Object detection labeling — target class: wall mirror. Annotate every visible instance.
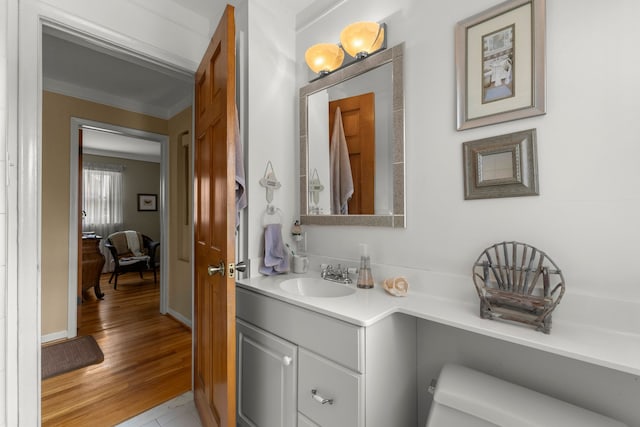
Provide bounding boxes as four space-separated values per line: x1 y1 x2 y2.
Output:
462 128 539 199
299 43 405 227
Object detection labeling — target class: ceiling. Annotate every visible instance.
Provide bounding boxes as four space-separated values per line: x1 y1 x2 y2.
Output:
42 0 319 160
42 28 193 121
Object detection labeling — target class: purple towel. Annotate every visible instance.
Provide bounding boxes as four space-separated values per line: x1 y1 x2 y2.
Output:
259 224 290 275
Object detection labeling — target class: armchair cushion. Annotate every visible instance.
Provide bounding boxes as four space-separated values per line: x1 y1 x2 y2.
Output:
108 231 147 258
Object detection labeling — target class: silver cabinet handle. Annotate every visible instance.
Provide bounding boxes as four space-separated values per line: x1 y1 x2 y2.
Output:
311 389 333 405
282 356 292 366
208 261 225 277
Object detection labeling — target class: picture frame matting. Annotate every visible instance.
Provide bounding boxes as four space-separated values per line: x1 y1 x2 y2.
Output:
455 0 546 130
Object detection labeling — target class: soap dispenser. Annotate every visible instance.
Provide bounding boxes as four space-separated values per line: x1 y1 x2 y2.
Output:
357 243 374 289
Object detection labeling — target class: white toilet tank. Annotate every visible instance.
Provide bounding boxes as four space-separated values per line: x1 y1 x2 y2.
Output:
426 364 627 427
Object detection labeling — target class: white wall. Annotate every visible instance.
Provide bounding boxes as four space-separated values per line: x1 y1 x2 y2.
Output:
296 0 640 425
245 0 298 274
308 90 330 213
297 0 640 301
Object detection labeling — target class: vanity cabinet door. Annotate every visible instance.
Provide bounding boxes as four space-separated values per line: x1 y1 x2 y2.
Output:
237 320 297 427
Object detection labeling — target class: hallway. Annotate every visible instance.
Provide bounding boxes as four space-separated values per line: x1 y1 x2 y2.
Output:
41 273 192 426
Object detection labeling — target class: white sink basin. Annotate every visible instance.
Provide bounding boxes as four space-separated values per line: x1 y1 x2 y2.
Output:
279 278 356 298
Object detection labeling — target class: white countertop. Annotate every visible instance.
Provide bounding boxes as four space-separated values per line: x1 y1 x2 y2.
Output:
237 269 640 377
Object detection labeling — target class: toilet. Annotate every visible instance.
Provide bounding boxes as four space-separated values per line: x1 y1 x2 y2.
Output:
426 364 627 427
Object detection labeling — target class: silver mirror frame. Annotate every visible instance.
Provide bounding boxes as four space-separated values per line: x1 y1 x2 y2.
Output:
462 128 539 200
299 43 405 227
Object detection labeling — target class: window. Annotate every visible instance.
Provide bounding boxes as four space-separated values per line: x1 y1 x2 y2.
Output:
82 163 124 233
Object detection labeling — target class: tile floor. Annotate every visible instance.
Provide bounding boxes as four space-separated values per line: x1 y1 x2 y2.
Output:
115 391 202 427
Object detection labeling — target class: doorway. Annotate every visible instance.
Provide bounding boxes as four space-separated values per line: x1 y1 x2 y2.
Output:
38 20 195 425
67 119 170 336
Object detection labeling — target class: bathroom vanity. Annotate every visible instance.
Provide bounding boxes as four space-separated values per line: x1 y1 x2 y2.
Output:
236 266 640 427
236 285 416 427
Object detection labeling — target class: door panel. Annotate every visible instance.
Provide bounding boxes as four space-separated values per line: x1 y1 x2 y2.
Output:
194 5 237 427
329 93 375 214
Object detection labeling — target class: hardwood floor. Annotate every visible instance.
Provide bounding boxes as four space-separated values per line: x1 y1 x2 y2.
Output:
41 272 192 426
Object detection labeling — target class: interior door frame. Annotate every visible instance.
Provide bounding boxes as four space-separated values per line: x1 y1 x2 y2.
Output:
67 118 170 337
10 5 199 422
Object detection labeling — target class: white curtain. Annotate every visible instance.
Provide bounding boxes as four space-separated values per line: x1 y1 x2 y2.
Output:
82 163 124 272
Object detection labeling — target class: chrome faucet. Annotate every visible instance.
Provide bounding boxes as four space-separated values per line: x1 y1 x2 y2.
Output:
320 264 356 285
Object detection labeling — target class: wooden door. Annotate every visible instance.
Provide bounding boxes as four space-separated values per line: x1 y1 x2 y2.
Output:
329 93 375 214
194 5 237 427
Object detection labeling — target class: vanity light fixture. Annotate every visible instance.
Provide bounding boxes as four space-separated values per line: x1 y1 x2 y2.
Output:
340 21 385 59
304 43 345 76
304 21 387 79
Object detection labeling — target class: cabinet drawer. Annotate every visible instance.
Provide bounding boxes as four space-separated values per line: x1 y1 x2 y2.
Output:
298 348 363 427
298 412 320 427
237 287 364 371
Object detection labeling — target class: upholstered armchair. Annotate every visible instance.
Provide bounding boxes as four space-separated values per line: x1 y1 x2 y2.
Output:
105 231 160 289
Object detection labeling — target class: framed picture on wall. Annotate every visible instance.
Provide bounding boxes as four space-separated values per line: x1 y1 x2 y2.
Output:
455 0 546 130
137 193 157 211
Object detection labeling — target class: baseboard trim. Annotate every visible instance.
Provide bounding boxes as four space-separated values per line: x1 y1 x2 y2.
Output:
41 330 69 344
167 308 192 329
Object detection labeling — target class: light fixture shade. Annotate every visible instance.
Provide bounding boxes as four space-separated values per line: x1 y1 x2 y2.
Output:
305 43 345 75
340 21 385 59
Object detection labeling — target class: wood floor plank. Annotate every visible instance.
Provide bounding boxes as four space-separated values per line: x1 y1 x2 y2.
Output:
41 273 192 426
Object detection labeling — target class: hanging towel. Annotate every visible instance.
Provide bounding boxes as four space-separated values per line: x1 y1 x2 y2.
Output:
124 230 143 256
234 105 247 229
329 107 354 214
259 223 290 275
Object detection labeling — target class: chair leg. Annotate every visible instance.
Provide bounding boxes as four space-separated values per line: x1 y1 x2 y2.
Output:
108 271 115 284
113 274 118 290
154 268 157 284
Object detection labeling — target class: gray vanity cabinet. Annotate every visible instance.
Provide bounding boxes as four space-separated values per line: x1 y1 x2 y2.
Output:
236 286 417 427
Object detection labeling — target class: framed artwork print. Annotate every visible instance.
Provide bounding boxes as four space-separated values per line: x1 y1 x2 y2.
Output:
455 0 546 130
137 193 157 211
463 129 538 199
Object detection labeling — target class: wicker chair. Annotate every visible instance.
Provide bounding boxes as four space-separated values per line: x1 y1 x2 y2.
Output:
105 231 160 289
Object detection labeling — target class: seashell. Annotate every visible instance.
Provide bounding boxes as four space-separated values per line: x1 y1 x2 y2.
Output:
383 276 409 297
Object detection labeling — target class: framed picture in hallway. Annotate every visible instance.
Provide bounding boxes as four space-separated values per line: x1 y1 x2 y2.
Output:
455 0 546 130
137 193 157 211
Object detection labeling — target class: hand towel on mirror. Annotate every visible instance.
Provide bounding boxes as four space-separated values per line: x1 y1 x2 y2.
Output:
329 106 354 214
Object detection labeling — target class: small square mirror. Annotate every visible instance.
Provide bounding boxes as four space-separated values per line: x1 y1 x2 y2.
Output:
463 129 538 199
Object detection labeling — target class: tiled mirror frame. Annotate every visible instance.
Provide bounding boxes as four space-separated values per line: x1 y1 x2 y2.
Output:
299 43 405 228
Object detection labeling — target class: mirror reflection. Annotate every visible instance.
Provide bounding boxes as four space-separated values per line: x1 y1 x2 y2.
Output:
478 151 515 183
307 63 392 215
300 43 405 227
